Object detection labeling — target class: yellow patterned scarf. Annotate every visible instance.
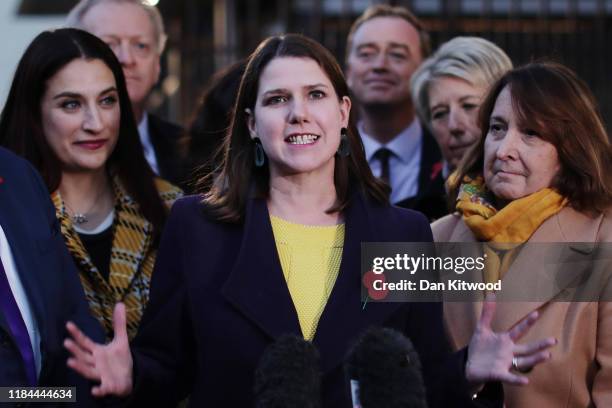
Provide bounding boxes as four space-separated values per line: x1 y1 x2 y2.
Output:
456 175 567 282
52 176 182 340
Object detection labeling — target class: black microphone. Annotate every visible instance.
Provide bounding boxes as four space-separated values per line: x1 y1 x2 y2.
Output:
254 334 322 408
345 327 428 408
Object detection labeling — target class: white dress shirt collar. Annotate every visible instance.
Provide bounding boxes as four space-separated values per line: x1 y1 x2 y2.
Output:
360 118 422 164
358 118 423 203
137 112 160 175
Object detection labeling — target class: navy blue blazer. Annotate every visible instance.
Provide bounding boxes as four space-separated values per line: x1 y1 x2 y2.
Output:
0 147 103 406
130 192 484 407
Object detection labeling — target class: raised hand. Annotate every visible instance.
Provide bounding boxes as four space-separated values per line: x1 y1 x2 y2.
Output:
64 303 133 397
465 294 557 386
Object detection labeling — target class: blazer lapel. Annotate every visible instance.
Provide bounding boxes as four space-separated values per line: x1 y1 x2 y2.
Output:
491 207 604 332
53 178 155 301
313 194 403 373
107 179 153 299
448 216 476 242
221 198 302 340
0 177 47 364
442 223 482 348
441 208 604 341
222 195 405 372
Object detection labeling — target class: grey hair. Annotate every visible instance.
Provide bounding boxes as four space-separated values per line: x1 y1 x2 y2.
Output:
410 36 512 126
66 0 167 53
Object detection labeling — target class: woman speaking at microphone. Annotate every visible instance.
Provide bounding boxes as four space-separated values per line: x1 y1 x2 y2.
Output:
64 34 554 407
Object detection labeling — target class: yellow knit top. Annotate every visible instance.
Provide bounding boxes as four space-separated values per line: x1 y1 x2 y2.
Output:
270 215 345 341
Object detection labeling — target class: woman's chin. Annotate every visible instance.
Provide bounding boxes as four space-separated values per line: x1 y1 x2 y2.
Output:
489 185 528 204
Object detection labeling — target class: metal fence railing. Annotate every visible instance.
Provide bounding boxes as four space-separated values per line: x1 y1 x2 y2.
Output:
163 0 612 129
19 0 612 128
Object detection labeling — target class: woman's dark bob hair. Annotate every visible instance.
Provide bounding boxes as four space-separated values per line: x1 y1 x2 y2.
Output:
204 33 389 222
0 28 168 237
450 61 612 213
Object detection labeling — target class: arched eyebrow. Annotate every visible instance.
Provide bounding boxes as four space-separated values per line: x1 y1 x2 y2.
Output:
430 94 481 112
52 86 117 100
98 86 118 96
261 83 329 96
489 115 508 125
430 102 448 112
458 95 480 102
304 83 329 90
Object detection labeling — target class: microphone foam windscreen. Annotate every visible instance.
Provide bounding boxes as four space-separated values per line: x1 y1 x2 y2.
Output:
254 334 322 408
345 327 427 408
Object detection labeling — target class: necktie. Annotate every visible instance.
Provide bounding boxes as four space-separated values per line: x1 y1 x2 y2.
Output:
0 250 37 386
374 147 392 185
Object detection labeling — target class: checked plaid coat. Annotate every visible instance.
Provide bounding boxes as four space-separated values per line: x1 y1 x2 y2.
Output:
51 176 182 340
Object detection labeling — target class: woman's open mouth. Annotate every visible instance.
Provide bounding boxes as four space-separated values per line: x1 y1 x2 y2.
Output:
285 134 320 145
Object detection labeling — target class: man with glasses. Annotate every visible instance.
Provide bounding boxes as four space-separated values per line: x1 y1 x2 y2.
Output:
67 0 186 188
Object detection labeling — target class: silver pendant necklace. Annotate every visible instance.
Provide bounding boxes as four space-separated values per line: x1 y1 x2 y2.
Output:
71 212 88 225
63 186 109 225
64 202 92 225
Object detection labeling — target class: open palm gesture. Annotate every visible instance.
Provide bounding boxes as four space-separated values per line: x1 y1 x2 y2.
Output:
64 303 133 397
465 294 557 386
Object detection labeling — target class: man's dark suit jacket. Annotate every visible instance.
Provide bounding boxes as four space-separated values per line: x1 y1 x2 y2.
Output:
128 191 497 407
0 147 103 405
148 114 187 190
395 128 448 220
409 169 449 222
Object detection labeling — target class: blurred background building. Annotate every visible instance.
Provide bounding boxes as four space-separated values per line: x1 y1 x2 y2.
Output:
5 0 612 127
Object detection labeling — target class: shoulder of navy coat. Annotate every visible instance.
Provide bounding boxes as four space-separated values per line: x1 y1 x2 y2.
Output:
0 147 104 406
